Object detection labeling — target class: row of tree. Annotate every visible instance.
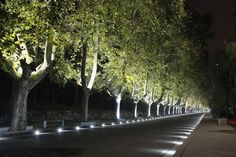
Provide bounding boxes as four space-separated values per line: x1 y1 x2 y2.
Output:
0 0 210 131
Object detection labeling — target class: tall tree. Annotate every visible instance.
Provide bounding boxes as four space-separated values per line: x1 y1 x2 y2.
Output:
0 0 76 131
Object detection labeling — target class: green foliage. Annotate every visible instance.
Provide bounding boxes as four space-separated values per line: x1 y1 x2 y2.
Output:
0 0 77 80
0 0 211 109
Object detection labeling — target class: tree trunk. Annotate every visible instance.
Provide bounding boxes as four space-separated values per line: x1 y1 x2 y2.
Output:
163 106 167 116
116 93 122 120
8 38 55 131
183 107 186 114
81 87 91 122
178 108 181 114
134 102 138 118
172 106 175 115
170 106 173 115
147 103 152 117
175 106 178 114
9 79 30 131
168 106 171 115
156 104 160 116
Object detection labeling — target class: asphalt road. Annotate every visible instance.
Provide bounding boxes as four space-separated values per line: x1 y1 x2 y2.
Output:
0 113 204 157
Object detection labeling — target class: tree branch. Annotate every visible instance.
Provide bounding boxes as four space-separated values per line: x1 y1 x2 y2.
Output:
31 40 55 78
87 36 98 90
81 41 88 87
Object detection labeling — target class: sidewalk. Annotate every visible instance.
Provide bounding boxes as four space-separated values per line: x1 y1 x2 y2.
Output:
174 116 236 157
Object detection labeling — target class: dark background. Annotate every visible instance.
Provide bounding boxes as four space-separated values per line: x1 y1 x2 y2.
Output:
187 0 233 52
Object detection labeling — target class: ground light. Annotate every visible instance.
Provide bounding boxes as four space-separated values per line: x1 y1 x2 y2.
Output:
145 149 176 156
178 131 191 135
119 122 123 124
34 130 40 135
165 150 176 155
75 126 80 131
179 135 188 139
102 124 105 127
186 127 196 129
111 122 115 125
157 140 184 146
184 132 191 135
185 129 194 132
165 135 189 139
57 128 62 133
172 141 184 145
132 120 135 123
90 125 94 128
181 126 196 129
175 128 194 132
0 137 7 141
126 121 129 123
158 149 177 156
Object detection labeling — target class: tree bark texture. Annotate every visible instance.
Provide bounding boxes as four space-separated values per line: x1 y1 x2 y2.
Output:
10 58 51 131
80 38 98 121
9 38 55 131
156 104 160 116
134 102 138 118
81 42 89 122
9 79 30 131
163 106 167 116
81 87 91 121
147 103 152 117
116 93 122 120
168 106 171 115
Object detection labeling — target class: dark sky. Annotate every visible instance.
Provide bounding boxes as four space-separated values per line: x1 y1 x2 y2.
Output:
187 0 233 52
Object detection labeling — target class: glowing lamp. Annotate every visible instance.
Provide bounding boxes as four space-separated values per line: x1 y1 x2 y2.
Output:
34 130 40 135
75 126 80 131
57 128 62 133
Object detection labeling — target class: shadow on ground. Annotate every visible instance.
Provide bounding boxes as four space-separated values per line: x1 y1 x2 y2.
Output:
0 147 85 157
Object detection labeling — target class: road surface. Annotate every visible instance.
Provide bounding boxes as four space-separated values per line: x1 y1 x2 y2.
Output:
0 113 204 157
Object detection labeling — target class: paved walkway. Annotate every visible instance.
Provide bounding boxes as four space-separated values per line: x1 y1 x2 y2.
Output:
0 114 202 157
174 116 236 157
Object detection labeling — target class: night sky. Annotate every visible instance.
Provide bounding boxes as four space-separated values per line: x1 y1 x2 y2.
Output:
187 0 233 52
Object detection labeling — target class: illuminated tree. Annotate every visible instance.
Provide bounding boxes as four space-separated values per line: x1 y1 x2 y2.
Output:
0 0 77 131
